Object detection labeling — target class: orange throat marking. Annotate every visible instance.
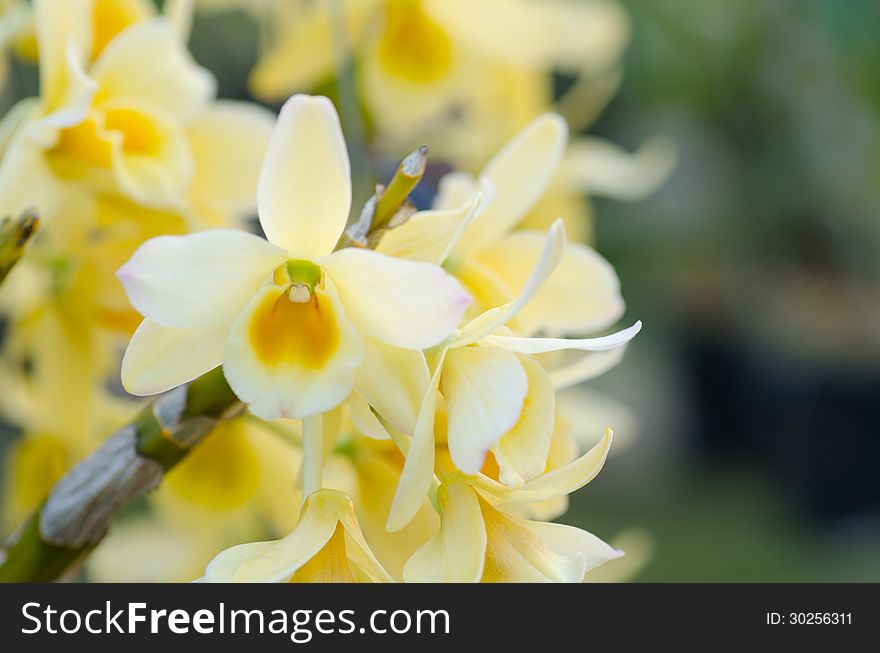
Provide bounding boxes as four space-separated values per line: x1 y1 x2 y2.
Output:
248 288 340 369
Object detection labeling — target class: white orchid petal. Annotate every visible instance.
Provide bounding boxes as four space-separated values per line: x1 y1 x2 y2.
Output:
121 319 228 396
376 194 481 265
483 321 642 354
322 248 470 350
117 229 287 329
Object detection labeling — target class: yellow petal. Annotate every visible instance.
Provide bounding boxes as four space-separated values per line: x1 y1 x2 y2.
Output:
204 490 391 583
34 0 92 116
223 278 363 420
455 113 567 255
348 392 391 441
257 95 350 257
387 349 446 532
559 135 677 201
354 337 429 435
91 18 215 121
376 194 481 265
476 230 625 334
187 100 275 226
479 494 581 582
322 248 470 350
404 476 486 582
491 356 556 487
441 346 528 474
454 220 566 347
475 428 613 503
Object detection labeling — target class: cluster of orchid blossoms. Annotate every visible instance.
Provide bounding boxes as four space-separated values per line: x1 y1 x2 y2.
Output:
116 94 641 583
0 0 668 582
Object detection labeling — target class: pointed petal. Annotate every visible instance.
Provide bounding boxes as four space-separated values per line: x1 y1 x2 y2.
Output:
442 347 528 475
117 229 287 328
121 319 227 396
223 279 363 420
483 321 642 354
524 521 623 574
403 477 486 582
322 248 470 349
376 194 481 265
456 113 567 254
474 428 613 503
454 220 565 347
354 337 430 434
480 495 586 582
477 231 625 334
205 490 350 582
387 349 446 532
257 95 351 257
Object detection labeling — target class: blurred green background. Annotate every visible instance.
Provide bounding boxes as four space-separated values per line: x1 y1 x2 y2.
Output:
570 0 880 581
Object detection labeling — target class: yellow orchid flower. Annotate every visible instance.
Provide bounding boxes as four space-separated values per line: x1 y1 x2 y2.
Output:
203 489 394 583
0 0 272 231
245 0 629 167
403 468 621 583
383 220 640 530
118 94 469 420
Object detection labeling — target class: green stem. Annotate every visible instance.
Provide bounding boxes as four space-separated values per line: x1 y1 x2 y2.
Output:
0 368 240 583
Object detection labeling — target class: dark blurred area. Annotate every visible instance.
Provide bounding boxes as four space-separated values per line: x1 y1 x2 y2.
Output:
571 0 880 580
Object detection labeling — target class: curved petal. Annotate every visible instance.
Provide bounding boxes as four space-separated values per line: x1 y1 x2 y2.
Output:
121 319 228 396
387 349 446 533
454 220 565 347
257 95 351 257
354 337 430 435
455 113 567 255
479 494 586 582
91 19 215 121
322 248 470 350
524 521 623 574
403 477 486 582
187 100 276 225
483 321 642 355
104 99 195 209
477 231 625 334
474 428 613 504
491 356 556 487
205 490 351 582
560 135 677 201
117 229 287 328
375 194 481 265
223 279 363 420
441 346 528 475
